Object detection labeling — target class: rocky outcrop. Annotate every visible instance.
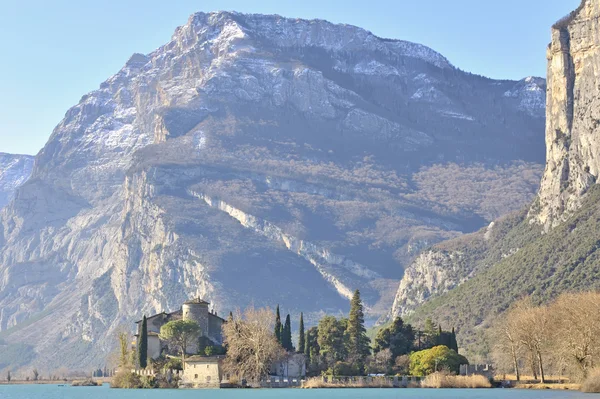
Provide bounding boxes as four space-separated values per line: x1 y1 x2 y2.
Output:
0 154 33 209
534 0 600 229
388 0 600 327
0 11 545 370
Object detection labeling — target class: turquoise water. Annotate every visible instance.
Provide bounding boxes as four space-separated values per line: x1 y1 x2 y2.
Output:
0 384 598 399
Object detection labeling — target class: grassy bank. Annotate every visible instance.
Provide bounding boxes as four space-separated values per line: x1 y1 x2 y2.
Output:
422 372 491 388
302 377 394 388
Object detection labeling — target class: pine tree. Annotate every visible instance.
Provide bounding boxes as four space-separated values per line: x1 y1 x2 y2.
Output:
347 289 370 370
228 311 233 322
137 315 148 369
282 314 293 351
275 305 282 344
298 312 305 354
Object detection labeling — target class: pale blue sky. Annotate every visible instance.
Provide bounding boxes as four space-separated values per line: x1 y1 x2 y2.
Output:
0 0 579 155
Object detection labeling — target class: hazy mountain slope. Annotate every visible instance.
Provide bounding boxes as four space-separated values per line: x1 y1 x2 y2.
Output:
391 0 600 359
0 153 33 209
0 11 544 370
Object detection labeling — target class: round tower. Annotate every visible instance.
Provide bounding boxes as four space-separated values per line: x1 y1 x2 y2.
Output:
182 298 209 338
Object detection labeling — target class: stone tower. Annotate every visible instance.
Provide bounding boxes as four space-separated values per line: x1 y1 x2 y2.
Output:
183 298 209 336
182 298 210 355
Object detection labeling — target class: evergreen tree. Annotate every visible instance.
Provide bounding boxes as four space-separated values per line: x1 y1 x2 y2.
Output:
450 327 459 352
282 314 294 351
228 311 233 322
373 316 415 358
275 305 282 344
423 318 438 349
298 312 305 354
347 290 370 369
137 315 148 369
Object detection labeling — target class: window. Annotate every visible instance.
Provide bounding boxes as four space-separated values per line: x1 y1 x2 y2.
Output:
206 376 211 382
194 374 198 379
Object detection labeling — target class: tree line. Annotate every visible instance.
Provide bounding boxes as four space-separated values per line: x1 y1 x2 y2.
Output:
129 289 465 382
490 291 600 383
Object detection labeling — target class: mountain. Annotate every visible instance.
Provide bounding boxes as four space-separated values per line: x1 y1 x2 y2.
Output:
388 0 600 359
0 153 33 209
0 11 545 370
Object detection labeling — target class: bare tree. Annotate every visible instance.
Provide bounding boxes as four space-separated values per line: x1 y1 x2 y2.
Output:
510 298 550 383
222 306 285 382
490 312 523 381
550 292 600 380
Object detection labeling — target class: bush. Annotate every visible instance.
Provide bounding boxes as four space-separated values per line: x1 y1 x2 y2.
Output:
409 346 468 376
140 375 157 389
204 345 226 356
581 369 600 393
164 358 183 370
332 361 360 376
110 371 142 389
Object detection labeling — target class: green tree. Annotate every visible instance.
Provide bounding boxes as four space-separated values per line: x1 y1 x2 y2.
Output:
282 314 294 351
409 345 469 376
317 316 348 364
6 370 10 382
159 319 201 368
137 315 148 369
373 317 415 359
423 318 439 349
274 305 283 344
450 327 459 352
347 290 370 370
298 312 305 354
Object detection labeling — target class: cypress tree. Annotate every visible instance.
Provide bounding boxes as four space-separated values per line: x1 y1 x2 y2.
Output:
304 329 311 363
298 312 305 354
347 289 370 369
275 305 282 344
283 314 293 351
137 315 148 369
450 327 459 352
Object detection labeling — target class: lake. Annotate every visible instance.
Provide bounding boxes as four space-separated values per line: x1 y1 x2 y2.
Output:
0 385 599 399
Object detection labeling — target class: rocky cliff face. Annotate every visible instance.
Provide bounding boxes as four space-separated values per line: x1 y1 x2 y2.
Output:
0 12 545 370
0 154 33 209
389 0 600 342
534 0 600 229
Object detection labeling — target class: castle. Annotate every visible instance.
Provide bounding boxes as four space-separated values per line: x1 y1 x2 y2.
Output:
135 298 225 359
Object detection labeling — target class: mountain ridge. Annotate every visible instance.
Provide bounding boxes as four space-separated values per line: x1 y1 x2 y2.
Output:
0 11 545 371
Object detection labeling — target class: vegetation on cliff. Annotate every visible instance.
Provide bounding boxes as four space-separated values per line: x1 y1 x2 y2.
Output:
411 185 600 360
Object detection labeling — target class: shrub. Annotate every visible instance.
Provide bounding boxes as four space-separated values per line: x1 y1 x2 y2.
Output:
581 369 600 393
164 358 183 371
110 371 142 389
409 346 468 376
140 375 157 389
332 361 360 376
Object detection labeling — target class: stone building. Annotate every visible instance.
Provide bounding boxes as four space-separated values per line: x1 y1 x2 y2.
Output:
135 298 225 359
272 353 306 378
180 356 225 388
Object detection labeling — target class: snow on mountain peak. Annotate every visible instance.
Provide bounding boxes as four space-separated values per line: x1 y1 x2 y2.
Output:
179 11 452 69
